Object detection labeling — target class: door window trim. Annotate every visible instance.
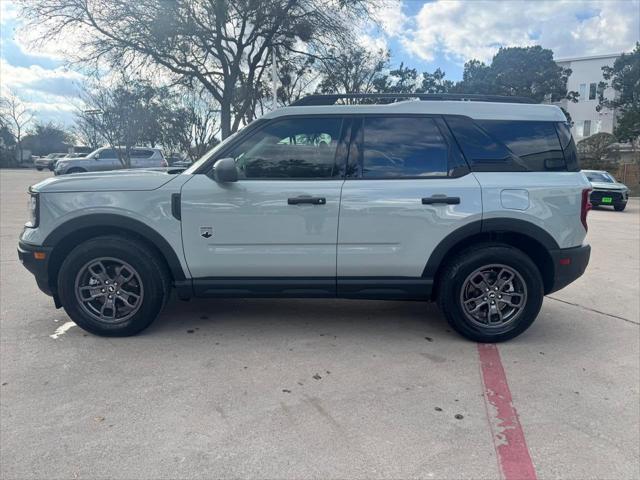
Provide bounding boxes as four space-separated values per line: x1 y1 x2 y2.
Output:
346 114 470 180
194 115 353 181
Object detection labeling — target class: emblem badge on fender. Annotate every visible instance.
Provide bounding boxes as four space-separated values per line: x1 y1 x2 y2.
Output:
200 226 213 239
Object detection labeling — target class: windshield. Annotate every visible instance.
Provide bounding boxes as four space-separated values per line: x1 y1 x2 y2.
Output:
585 172 616 183
183 120 264 174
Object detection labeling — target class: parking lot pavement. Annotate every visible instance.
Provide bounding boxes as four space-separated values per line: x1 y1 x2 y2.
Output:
1 169 638 479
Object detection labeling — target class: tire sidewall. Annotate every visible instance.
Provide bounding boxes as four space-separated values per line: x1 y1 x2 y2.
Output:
440 247 544 342
58 238 166 336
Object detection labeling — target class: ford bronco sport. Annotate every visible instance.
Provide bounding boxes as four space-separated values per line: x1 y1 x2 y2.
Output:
18 93 591 342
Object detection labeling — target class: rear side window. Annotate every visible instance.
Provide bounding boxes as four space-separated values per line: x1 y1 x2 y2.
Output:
131 149 154 158
446 116 570 172
476 120 565 171
361 117 449 178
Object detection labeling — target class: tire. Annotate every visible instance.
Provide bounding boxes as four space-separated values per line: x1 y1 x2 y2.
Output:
66 168 86 174
614 203 626 211
57 235 170 336
437 244 544 342
36 167 43 171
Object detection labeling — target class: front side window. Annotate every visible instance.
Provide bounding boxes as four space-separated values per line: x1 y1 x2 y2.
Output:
226 117 343 179
361 117 449 178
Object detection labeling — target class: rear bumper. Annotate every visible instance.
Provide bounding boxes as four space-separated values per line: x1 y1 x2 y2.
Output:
18 241 54 296
548 244 591 294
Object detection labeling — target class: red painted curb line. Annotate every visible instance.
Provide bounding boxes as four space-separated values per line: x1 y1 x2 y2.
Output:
478 343 537 480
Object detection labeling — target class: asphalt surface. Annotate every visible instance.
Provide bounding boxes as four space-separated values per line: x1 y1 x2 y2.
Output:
1 169 639 479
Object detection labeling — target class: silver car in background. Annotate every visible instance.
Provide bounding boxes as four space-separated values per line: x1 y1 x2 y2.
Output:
54 147 167 175
582 169 630 211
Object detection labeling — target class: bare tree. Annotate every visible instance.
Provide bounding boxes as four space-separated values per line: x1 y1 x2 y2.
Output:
0 92 34 163
18 0 375 138
317 46 390 97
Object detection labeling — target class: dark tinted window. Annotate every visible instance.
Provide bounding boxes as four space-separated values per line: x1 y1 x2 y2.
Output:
555 122 580 171
131 149 154 158
227 117 342 179
362 117 449 178
476 120 565 171
98 149 116 158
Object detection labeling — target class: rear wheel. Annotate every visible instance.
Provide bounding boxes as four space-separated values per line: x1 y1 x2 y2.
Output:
57 236 170 336
36 167 43 171
437 244 543 342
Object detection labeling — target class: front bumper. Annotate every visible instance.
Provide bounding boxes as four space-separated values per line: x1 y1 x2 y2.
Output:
590 189 628 205
548 244 591 294
18 240 54 296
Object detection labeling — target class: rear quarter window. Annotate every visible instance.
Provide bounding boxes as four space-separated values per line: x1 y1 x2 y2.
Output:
446 117 570 172
475 120 565 171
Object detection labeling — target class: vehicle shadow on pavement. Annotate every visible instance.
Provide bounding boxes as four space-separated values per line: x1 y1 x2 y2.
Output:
146 295 459 343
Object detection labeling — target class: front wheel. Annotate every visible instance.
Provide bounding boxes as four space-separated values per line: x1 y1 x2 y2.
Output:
614 203 626 211
437 245 544 342
57 236 170 336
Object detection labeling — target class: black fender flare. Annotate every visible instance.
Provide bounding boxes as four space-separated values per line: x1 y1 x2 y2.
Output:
44 214 187 281
422 218 559 278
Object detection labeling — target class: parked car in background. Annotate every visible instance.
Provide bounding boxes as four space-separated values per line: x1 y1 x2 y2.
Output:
34 153 67 171
69 146 94 157
54 147 167 175
582 169 629 211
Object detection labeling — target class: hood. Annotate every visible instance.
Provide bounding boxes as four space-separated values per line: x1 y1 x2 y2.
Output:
589 181 627 191
32 169 181 193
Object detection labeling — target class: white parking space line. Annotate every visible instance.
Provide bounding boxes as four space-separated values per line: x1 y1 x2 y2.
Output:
49 321 76 339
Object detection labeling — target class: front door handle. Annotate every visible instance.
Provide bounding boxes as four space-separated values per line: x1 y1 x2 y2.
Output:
422 195 461 205
288 196 327 205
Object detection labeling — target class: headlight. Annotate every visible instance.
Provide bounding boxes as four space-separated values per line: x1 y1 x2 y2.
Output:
55 161 67 169
26 191 39 228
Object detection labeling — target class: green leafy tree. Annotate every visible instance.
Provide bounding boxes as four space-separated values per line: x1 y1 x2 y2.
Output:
21 122 72 156
417 68 453 94
454 46 575 103
598 43 640 147
576 132 619 169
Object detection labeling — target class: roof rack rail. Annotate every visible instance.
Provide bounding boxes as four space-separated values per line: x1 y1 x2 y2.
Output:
290 93 536 106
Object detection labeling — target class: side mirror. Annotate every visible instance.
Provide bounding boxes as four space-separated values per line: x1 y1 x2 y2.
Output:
210 157 238 183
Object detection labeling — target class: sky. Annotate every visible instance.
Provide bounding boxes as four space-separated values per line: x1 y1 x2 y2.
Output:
1 0 639 127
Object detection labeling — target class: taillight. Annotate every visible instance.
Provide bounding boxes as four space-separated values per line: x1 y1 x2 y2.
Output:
581 188 592 232
162 159 168 167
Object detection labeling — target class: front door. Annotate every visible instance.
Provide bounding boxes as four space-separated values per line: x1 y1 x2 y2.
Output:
337 115 482 298
180 116 348 296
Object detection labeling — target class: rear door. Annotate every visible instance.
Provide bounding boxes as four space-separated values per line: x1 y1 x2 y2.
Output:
180 116 349 296
337 115 482 298
130 149 157 168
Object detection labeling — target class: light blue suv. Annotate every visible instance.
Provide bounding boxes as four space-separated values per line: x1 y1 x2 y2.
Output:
19 94 591 342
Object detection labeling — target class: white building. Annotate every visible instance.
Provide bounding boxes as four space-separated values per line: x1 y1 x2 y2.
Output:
555 53 620 140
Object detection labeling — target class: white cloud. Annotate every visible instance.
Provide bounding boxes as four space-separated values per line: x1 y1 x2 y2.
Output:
400 0 639 64
371 0 409 37
1 60 84 125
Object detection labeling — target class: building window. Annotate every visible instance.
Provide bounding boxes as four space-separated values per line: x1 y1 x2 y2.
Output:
583 120 591 137
579 83 587 100
589 83 597 100
575 121 584 138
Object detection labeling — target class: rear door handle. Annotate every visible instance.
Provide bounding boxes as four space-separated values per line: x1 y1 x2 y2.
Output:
422 195 461 205
288 196 327 205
